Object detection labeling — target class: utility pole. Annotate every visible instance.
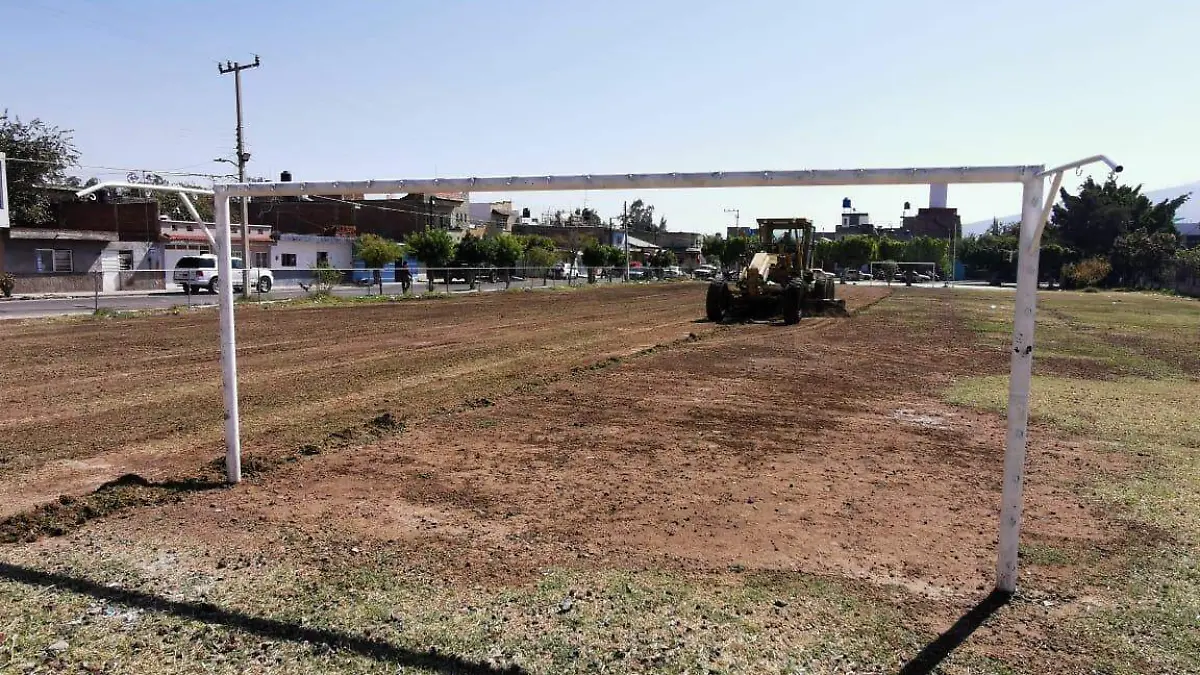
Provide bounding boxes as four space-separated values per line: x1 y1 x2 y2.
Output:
623 200 630 282
218 55 261 297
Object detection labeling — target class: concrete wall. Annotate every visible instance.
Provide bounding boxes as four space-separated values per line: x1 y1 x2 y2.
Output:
270 235 355 286
2 239 165 294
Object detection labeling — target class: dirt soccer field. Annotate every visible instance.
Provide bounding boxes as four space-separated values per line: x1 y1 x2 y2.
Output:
1 283 1197 674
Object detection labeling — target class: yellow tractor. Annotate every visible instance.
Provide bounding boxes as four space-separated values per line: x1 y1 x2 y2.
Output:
705 217 847 324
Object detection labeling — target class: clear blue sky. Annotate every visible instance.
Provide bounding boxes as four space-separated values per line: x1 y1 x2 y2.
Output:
3 0 1196 233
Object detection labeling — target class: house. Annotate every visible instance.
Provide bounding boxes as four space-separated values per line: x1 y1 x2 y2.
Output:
249 192 463 242
1179 222 1199 248
160 219 273 269
268 232 356 286
902 207 961 239
835 211 875 238
468 200 517 236
1 200 165 293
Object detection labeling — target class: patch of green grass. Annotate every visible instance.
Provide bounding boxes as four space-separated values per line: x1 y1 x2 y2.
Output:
944 375 1200 449
953 289 1198 377
1018 543 1077 567
943 288 1200 672
0 548 930 674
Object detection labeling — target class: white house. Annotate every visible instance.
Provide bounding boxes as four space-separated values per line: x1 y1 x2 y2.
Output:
270 233 355 286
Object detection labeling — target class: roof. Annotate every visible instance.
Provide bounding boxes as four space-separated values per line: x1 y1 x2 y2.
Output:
626 234 659 249
163 230 272 244
9 228 117 242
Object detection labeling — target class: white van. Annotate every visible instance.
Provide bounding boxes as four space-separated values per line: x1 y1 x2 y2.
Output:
173 254 273 294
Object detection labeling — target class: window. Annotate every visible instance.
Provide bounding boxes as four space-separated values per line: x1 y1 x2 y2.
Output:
118 250 134 271
35 248 73 273
316 251 329 266
280 254 297 267
253 252 270 268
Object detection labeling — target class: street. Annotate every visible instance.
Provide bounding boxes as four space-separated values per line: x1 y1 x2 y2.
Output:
0 276 617 320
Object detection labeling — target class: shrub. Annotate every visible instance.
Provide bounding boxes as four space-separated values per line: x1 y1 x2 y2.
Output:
310 261 341 297
1063 256 1112 288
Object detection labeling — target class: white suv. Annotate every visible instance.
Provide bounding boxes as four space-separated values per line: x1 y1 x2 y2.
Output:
174 254 273 294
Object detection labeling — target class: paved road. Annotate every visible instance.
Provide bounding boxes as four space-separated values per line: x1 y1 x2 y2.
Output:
0 277 609 320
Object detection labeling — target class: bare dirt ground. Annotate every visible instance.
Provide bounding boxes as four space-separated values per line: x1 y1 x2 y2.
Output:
0 283 1169 673
138 287 1120 597
0 285 768 518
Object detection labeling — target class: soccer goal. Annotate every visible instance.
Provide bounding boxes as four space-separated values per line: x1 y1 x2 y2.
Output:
869 261 941 284
80 155 1121 595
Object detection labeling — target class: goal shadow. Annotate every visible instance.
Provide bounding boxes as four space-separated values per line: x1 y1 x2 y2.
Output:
0 562 523 675
897 589 1011 674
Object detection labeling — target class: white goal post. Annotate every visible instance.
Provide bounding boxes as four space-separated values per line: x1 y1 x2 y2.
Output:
868 260 940 282
84 155 1120 595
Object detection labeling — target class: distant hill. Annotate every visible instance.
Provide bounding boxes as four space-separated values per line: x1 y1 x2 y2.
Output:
964 181 1200 235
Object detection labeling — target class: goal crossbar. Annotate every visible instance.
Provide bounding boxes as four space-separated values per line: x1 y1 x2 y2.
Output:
200 156 1122 596
218 165 1043 199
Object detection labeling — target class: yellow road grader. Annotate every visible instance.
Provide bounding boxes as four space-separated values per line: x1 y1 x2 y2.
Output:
705 218 847 324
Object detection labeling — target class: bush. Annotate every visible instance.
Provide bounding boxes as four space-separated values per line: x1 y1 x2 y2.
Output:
0 272 14 298
1063 257 1112 288
1174 248 1200 278
310 261 341 297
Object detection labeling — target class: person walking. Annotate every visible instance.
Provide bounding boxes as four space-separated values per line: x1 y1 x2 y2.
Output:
398 260 413 294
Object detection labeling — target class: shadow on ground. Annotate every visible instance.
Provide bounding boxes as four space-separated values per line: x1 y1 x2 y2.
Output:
0 562 522 674
0 473 229 544
897 590 1011 674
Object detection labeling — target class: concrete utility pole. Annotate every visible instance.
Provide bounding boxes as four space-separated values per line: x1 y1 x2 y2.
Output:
218 55 261 297
623 200 630 281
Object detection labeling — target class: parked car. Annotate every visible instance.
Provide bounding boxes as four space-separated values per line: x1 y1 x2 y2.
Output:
174 254 273 294
843 270 872 281
693 265 718 280
662 266 684 279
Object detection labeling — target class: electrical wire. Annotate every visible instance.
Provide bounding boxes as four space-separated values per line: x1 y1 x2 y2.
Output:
4 157 226 179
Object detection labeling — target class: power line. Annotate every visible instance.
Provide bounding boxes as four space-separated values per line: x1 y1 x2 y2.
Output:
4 157 226 179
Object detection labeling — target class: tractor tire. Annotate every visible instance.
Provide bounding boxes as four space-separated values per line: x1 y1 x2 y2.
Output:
705 283 729 322
781 285 801 325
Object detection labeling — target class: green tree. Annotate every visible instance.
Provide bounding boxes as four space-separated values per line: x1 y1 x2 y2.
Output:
520 234 557 254
1 111 79 225
959 232 1017 283
454 233 495 289
405 229 456 290
580 238 607 284
813 239 836 270
701 235 725 270
722 236 755 270
621 199 658 232
1050 176 1188 258
877 236 908 262
1111 228 1179 287
489 233 525 287
647 248 677 279
353 233 405 295
1038 243 1074 288
604 244 627 269
903 235 950 275
838 235 878 272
